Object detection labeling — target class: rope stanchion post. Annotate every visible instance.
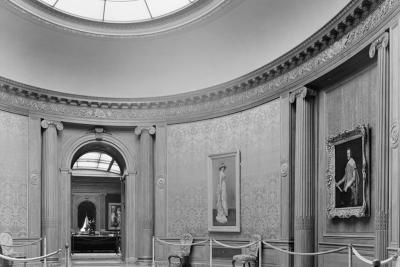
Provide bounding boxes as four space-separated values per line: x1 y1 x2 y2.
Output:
348 245 352 267
262 240 347 256
372 259 381 267
152 236 155 267
209 238 212 267
258 240 262 267
43 236 47 267
155 237 209 246
65 243 69 267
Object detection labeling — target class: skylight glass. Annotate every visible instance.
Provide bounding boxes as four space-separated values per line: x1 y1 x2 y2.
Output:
73 152 121 174
37 0 197 23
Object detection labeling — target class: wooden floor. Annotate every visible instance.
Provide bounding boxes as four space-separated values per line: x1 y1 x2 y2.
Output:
71 253 123 266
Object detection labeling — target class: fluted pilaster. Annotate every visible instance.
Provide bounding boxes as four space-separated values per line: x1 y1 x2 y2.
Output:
290 87 316 267
41 120 63 261
370 32 390 260
134 126 156 261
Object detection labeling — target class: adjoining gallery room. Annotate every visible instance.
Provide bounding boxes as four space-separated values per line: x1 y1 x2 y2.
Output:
0 0 400 266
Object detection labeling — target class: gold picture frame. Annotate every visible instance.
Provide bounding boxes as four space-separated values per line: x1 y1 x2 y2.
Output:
326 125 369 219
108 202 121 230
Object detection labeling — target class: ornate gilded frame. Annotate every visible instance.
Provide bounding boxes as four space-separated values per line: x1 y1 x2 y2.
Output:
208 150 240 232
108 202 121 230
326 125 369 219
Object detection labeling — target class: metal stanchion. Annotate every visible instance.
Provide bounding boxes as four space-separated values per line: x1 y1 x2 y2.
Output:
372 259 381 267
43 236 47 267
152 236 155 267
258 240 262 267
65 243 69 267
209 238 212 267
348 245 352 267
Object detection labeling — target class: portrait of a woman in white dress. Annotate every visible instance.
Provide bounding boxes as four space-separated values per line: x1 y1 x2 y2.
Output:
208 151 240 231
216 163 228 224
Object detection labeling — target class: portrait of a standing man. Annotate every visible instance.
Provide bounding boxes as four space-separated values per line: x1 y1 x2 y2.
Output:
336 148 360 207
326 125 369 218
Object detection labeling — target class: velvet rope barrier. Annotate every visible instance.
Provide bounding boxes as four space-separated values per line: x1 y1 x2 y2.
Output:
0 238 43 247
152 236 400 267
212 238 261 267
262 241 347 256
152 237 210 267
380 254 398 265
155 237 209 246
213 239 259 249
352 247 399 266
0 249 61 262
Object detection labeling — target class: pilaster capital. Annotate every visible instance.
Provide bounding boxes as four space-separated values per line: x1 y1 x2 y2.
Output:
41 119 64 131
289 87 317 103
134 126 156 136
369 32 389 58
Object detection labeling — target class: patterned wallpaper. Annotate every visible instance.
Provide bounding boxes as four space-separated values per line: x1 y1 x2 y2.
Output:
0 110 28 238
167 100 281 239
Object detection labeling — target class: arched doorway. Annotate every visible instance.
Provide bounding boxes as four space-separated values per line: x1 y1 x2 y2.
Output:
60 133 137 264
69 143 126 259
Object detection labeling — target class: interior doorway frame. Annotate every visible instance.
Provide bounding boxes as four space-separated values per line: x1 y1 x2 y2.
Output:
60 132 137 263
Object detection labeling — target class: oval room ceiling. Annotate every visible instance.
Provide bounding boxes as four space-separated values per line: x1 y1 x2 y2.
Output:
0 0 350 98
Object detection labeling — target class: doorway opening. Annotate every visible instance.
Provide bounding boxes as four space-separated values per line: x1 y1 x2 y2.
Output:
70 143 126 260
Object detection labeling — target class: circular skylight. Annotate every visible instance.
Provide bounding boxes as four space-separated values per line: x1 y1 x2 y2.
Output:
37 0 198 23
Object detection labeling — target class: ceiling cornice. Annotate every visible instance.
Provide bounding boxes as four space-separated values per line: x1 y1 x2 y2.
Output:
0 0 398 124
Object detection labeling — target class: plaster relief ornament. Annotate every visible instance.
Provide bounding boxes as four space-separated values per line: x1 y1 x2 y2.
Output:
390 121 399 148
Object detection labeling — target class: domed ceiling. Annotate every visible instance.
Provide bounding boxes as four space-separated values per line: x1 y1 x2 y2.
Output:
0 0 350 98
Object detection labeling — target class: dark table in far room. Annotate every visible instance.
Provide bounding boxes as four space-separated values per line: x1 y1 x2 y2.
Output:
71 234 119 253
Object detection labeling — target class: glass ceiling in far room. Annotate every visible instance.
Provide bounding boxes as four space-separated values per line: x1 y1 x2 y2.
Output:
73 152 121 174
37 0 198 23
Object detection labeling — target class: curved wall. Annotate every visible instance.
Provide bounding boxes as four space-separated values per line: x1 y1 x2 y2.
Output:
0 1 400 266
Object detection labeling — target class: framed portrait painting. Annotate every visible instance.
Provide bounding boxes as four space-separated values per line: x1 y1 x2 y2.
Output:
208 150 240 232
326 125 369 218
108 203 121 230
